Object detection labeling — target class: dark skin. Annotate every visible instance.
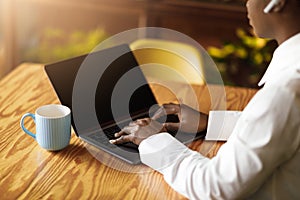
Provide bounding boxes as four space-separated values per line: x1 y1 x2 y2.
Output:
246 0 300 45
110 0 300 146
110 104 208 145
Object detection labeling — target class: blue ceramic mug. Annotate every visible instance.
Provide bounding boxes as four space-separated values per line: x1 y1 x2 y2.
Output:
20 104 71 151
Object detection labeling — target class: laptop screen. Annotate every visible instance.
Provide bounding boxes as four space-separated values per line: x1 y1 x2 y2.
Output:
94 50 158 128
44 44 158 136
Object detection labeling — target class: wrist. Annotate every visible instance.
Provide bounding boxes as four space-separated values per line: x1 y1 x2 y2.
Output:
199 113 208 131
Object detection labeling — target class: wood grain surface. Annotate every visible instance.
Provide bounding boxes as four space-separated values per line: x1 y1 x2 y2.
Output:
0 63 257 200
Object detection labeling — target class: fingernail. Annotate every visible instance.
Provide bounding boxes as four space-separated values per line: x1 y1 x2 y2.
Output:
109 140 116 144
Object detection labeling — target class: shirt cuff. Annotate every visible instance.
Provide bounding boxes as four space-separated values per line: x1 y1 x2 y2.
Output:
139 132 190 171
205 110 242 141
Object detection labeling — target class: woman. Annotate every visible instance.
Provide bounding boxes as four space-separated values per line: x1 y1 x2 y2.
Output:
111 0 300 199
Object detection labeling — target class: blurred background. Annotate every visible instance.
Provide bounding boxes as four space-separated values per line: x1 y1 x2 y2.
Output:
0 0 277 88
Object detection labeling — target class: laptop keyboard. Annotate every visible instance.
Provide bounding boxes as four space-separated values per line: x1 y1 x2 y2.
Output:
104 125 121 139
87 125 119 141
87 132 116 148
86 124 138 149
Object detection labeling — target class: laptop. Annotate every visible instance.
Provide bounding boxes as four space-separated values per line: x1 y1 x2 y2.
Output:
44 44 205 164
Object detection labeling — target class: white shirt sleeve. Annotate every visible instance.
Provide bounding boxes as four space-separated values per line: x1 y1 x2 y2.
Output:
139 86 299 199
205 110 242 141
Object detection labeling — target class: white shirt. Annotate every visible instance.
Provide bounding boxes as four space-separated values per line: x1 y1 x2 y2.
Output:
139 33 300 200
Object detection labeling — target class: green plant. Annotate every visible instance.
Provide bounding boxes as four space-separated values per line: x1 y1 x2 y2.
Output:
207 28 277 88
24 27 108 63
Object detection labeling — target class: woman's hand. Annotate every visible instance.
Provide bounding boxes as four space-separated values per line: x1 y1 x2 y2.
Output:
152 103 208 133
109 118 167 145
110 103 208 145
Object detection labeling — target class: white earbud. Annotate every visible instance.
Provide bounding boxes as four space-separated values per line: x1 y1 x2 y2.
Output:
264 0 280 13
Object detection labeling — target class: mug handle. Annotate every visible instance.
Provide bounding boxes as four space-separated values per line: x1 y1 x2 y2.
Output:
20 113 36 139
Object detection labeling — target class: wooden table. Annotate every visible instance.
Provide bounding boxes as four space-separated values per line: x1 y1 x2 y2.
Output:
0 63 257 199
